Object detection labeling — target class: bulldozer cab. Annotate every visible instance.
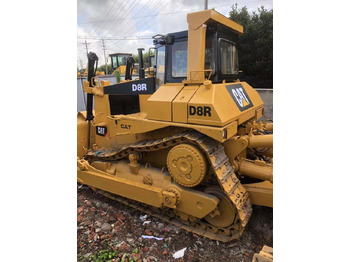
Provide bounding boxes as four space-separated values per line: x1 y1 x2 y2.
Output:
153 14 241 88
92 10 249 125
109 53 133 70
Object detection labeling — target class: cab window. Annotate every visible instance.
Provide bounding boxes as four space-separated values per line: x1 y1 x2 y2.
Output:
219 39 238 75
150 56 156 67
205 35 215 77
171 41 187 77
117 55 128 66
156 46 165 88
112 56 117 69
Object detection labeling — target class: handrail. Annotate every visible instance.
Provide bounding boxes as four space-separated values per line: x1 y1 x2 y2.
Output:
189 69 212 81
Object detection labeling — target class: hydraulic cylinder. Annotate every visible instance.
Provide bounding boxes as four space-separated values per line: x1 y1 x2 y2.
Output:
248 134 273 148
238 158 273 183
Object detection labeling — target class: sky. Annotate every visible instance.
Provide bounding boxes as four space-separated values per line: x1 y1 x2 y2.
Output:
77 0 273 69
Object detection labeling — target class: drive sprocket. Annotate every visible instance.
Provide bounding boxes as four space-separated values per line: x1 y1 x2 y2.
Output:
166 144 208 187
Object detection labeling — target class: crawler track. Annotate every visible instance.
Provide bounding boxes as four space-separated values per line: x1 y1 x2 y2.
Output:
85 131 252 242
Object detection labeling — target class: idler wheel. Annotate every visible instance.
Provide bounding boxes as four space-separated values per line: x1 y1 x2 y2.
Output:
204 187 236 228
167 144 208 187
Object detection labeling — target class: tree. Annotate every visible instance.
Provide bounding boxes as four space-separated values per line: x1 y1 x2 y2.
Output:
132 54 139 63
132 51 155 67
97 64 113 74
229 4 273 88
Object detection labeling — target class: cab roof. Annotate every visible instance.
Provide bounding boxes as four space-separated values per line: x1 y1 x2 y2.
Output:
109 53 132 57
187 9 243 35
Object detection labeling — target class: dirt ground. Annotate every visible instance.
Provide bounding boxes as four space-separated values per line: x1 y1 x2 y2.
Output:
77 184 272 262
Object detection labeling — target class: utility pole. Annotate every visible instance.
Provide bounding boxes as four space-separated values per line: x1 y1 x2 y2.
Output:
101 38 108 75
79 57 84 70
83 38 90 72
204 0 208 10
84 37 89 57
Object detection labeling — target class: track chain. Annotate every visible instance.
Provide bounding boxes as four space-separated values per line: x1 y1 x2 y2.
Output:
85 130 252 242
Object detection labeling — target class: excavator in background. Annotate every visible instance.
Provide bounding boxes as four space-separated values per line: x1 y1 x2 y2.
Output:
77 9 273 242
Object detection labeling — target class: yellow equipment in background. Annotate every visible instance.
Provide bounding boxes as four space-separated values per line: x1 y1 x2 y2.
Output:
77 64 105 77
96 71 105 76
145 47 156 78
109 53 137 75
253 246 273 262
77 9 273 242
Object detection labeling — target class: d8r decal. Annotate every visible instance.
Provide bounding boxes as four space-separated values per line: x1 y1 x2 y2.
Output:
132 83 147 92
189 106 212 117
226 84 253 111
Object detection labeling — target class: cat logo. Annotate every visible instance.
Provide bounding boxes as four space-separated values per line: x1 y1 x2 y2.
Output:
232 88 249 107
96 126 107 136
226 84 253 111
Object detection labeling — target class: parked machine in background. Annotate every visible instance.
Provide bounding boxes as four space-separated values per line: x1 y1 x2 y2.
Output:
109 53 138 75
77 9 273 242
77 63 105 77
145 47 156 78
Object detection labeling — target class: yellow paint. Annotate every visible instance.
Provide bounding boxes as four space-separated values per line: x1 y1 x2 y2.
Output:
147 84 183 121
172 85 199 123
76 9 273 240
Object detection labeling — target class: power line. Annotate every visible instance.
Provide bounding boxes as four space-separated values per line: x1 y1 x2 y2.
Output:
125 0 182 37
106 0 141 36
100 0 140 37
120 0 169 37
95 0 121 34
77 0 271 47
103 0 158 57
78 0 270 25
108 39 127 52
98 0 127 36
101 38 108 74
83 38 90 57
77 36 153 40
114 0 159 37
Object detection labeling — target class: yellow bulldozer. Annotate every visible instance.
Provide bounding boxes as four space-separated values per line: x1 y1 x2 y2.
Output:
77 9 273 242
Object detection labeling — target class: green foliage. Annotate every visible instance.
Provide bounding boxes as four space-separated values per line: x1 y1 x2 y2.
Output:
143 51 155 66
88 249 119 262
81 247 139 262
229 4 273 87
132 54 139 63
114 70 121 83
97 64 114 75
132 51 155 67
121 253 137 262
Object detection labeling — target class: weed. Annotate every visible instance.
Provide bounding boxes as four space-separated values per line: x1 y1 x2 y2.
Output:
88 249 119 262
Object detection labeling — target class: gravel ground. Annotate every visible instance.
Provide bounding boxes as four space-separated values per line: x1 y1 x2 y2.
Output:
77 184 272 262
